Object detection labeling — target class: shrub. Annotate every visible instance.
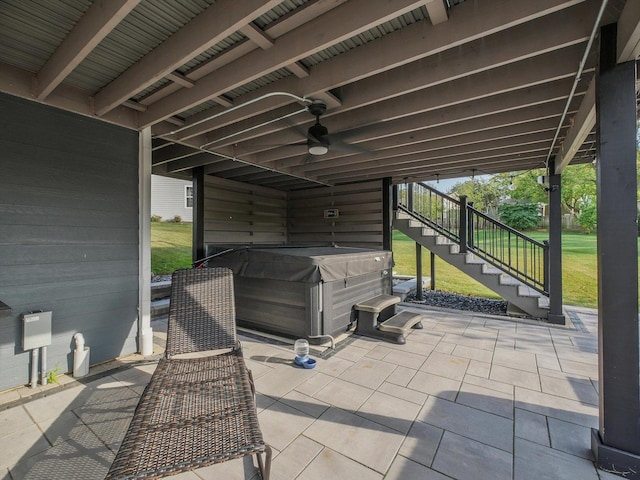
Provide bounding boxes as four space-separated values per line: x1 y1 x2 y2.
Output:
577 203 597 234
497 203 540 231
150 214 162 222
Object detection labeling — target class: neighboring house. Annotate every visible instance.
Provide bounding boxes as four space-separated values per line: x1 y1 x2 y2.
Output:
151 175 193 222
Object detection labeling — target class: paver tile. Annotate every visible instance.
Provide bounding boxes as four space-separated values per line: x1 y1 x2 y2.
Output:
9 433 115 480
385 365 417 387
420 351 469 381
456 381 514 419
452 344 494 362
493 348 538 373
418 396 513 452
463 374 514 395
304 407 404 474
356 390 421 433
432 431 512 480
257 401 315 452
339 357 397 390
548 417 593 459
406 371 461 401
298 448 382 480
313 378 373 411
490 364 541 391
398 420 443 467
514 387 598 428
514 408 550 446
466 359 491 378
255 364 317 398
386 455 450 480
0 406 33 438
0 424 51 471
378 381 428 406
540 374 599 405
513 438 598 480
270 436 323 480
280 390 330 419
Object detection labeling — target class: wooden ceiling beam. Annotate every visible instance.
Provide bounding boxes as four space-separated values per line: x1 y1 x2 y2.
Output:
36 0 140 100
94 0 281 116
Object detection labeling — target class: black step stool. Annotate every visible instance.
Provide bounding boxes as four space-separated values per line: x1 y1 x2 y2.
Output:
354 294 423 344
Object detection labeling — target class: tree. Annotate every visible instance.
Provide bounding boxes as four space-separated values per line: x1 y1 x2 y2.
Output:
497 203 541 231
560 163 596 215
448 178 506 213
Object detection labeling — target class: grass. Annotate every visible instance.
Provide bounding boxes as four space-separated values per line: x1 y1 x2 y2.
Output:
151 222 627 309
151 222 192 275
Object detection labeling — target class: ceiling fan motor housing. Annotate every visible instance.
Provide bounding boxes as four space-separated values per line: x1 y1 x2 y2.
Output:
307 120 329 155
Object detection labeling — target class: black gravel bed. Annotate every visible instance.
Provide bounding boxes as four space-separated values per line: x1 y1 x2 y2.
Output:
406 290 508 316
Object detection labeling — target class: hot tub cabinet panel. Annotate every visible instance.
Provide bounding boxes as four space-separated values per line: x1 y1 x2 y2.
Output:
207 247 393 340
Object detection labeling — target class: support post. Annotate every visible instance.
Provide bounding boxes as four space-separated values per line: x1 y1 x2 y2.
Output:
383 177 393 251
138 127 153 355
458 195 468 254
192 166 205 264
415 243 423 301
407 183 414 212
547 158 565 325
591 22 640 477
430 251 436 291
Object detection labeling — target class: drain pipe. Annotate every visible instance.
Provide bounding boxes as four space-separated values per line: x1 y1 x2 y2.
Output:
545 0 608 169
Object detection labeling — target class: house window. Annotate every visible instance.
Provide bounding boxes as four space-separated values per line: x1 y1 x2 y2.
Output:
185 186 193 208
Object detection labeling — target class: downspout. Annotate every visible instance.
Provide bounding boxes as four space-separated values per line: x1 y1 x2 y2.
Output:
545 0 608 170
138 127 153 355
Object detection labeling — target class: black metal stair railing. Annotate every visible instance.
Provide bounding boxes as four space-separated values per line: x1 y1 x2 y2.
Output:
396 182 549 295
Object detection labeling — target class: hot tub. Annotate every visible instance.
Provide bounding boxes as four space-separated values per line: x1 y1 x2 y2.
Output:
206 246 393 340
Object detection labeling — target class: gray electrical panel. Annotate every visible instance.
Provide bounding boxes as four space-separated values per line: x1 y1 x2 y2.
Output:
22 311 52 350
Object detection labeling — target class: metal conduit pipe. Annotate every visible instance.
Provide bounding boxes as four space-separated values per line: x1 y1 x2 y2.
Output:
191 145 330 186
199 107 308 149
162 92 313 137
545 0 608 168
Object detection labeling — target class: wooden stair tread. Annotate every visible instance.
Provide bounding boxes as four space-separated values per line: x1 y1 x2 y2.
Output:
354 294 400 313
379 311 423 334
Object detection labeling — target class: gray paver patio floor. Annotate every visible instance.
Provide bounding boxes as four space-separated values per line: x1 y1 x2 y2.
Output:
0 304 621 479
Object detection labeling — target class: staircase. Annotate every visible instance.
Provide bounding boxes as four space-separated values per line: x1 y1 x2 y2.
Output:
395 183 550 319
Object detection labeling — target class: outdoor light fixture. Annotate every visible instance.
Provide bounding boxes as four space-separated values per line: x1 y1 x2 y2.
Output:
308 143 328 155
307 121 329 155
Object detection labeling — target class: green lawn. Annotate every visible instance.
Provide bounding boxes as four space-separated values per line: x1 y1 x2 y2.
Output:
151 222 623 309
151 222 192 275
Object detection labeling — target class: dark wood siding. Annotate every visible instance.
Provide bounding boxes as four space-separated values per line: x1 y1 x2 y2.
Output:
0 93 139 390
203 175 287 245
288 181 384 249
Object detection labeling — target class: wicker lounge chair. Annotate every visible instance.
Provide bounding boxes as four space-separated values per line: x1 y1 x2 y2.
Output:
106 268 272 480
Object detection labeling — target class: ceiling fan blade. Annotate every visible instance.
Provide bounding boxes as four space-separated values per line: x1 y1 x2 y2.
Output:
326 136 369 154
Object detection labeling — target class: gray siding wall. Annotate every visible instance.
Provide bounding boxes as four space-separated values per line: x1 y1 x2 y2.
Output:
288 181 384 249
0 93 139 391
203 176 287 245
151 174 193 222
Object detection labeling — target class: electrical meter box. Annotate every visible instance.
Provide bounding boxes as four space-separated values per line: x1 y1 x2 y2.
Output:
22 311 52 350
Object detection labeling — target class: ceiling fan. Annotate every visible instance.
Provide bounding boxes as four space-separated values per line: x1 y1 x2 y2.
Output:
306 100 330 155
231 99 367 160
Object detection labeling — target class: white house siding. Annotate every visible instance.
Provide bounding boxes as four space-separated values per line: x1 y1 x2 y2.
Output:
151 175 193 222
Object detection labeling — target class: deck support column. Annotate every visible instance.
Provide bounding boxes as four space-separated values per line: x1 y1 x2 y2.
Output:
415 243 423 301
547 158 565 325
383 177 393 252
138 127 153 355
430 252 436 291
192 166 205 264
591 22 640 478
